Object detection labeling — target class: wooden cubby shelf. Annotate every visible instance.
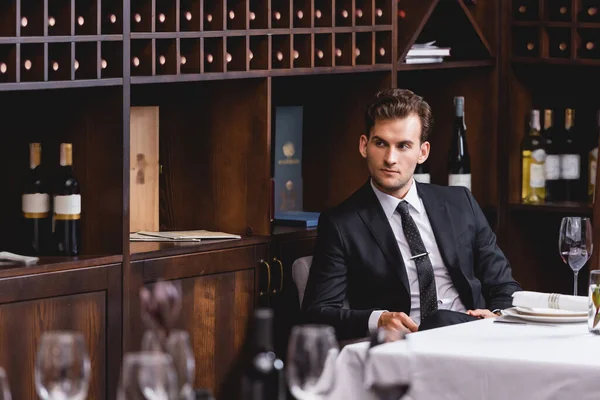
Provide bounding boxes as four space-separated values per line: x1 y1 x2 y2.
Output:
511 0 600 64
9 2 600 400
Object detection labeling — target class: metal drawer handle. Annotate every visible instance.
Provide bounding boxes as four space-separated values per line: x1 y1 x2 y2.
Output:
259 259 271 296
272 257 283 294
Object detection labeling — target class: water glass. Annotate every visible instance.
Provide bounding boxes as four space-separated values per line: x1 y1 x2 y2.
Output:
589 270 600 334
559 217 593 296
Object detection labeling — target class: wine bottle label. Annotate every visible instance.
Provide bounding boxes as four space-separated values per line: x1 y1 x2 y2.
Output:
448 174 471 190
22 193 50 218
561 154 580 179
54 194 81 219
413 173 431 184
530 163 545 188
544 155 560 180
591 160 597 185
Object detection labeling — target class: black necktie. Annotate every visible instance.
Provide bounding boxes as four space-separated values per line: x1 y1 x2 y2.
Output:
396 201 438 319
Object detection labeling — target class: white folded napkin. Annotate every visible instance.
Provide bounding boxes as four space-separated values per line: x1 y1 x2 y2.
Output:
512 291 587 312
0 251 39 266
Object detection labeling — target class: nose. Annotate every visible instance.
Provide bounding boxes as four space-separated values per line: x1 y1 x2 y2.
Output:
384 148 398 166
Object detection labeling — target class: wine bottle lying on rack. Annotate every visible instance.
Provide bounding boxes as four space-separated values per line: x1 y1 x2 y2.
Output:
22 143 51 256
54 143 81 256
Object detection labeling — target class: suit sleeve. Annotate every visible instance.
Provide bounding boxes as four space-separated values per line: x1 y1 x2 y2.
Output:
464 188 522 310
301 212 375 341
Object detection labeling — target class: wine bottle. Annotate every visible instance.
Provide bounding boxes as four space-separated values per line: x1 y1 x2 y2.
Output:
54 143 81 256
448 96 471 190
543 109 562 202
413 160 430 184
240 309 285 400
521 109 546 204
22 143 51 255
589 110 600 203
561 108 581 201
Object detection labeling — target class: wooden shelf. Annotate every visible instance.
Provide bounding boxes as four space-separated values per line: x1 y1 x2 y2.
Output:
512 56 600 66
0 254 122 279
508 202 593 214
398 59 495 71
0 78 123 91
130 236 271 261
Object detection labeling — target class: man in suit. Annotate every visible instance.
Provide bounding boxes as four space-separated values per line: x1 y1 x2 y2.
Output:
301 88 521 340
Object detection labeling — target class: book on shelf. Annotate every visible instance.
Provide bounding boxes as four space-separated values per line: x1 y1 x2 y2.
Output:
274 211 320 228
404 41 451 64
134 230 242 240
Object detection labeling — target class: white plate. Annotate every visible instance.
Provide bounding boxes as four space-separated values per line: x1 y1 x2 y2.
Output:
502 307 587 323
515 306 587 317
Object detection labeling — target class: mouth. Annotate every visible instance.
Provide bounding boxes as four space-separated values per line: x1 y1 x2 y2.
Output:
381 169 398 175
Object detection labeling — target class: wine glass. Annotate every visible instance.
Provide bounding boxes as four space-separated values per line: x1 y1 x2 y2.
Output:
365 327 411 400
286 325 339 400
0 367 12 400
34 331 91 400
559 217 593 296
117 352 178 400
141 330 196 400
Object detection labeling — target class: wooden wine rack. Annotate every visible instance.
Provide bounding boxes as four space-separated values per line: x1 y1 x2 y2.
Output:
511 0 600 64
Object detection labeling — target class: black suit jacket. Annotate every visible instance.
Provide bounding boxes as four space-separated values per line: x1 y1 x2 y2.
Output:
301 180 522 340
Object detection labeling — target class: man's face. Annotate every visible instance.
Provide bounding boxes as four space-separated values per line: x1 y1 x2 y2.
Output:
359 114 430 197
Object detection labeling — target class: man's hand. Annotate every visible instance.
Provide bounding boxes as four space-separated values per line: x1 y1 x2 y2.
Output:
378 312 419 333
466 309 499 319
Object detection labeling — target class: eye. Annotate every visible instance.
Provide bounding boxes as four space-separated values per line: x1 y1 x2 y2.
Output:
375 140 386 147
398 143 410 149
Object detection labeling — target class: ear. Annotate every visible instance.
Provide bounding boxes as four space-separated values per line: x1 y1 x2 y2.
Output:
417 141 430 164
359 134 369 159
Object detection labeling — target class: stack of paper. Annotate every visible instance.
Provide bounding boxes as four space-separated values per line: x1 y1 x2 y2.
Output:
130 230 242 242
405 41 451 64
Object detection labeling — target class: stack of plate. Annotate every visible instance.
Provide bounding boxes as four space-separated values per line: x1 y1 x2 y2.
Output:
502 306 587 323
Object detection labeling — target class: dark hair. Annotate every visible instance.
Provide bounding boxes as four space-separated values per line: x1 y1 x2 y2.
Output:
365 88 433 143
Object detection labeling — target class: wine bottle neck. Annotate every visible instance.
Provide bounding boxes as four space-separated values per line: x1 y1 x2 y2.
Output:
29 143 41 169
252 310 274 352
60 143 73 166
565 109 574 130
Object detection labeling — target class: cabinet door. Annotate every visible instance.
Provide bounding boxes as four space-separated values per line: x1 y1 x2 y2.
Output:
0 263 122 400
129 245 267 397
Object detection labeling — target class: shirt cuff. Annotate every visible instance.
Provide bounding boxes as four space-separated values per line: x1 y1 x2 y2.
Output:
368 310 388 333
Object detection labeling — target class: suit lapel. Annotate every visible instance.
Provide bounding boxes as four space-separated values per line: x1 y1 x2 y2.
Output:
416 183 460 276
357 182 410 297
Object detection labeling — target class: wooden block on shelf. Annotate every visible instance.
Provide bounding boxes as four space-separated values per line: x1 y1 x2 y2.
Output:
130 106 159 232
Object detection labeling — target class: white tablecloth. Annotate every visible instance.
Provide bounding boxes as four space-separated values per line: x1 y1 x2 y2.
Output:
331 318 600 400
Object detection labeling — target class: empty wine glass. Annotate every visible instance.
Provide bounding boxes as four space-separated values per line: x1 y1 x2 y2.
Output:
34 331 91 400
141 330 196 400
559 217 593 296
0 367 11 400
365 327 411 400
117 352 178 400
286 325 339 400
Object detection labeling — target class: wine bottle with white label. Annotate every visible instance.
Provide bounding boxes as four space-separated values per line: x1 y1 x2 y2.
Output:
561 108 580 202
54 143 81 256
521 110 546 204
448 96 471 190
414 159 431 184
22 143 51 255
543 109 562 202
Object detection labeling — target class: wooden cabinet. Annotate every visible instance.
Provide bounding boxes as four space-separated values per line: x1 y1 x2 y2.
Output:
0 261 122 400
127 244 268 398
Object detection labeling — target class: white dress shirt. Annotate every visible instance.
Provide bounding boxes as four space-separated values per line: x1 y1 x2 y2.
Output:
367 179 466 331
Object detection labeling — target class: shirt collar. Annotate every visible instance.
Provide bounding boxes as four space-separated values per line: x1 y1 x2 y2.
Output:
370 178 422 220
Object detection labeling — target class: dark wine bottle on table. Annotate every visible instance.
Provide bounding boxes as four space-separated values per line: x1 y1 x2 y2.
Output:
22 143 51 255
240 308 286 400
54 143 81 256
